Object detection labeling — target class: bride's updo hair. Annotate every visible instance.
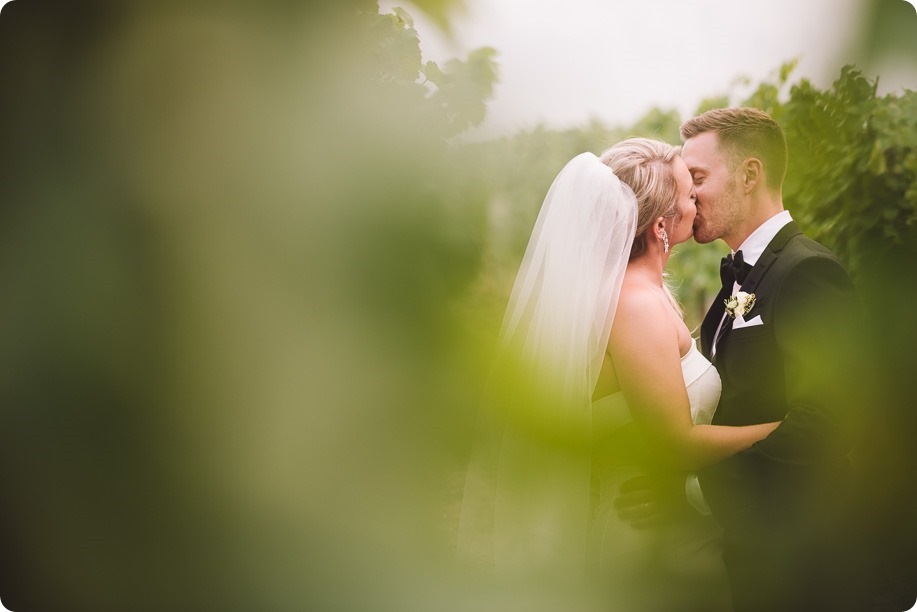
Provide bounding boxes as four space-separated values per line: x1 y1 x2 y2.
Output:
599 138 680 261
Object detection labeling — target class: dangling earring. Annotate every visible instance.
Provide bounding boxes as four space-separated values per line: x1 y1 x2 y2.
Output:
662 229 669 254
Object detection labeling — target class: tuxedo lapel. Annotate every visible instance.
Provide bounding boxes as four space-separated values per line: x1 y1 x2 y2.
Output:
701 285 731 359
739 221 802 294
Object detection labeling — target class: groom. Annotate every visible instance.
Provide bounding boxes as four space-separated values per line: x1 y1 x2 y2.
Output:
622 107 875 611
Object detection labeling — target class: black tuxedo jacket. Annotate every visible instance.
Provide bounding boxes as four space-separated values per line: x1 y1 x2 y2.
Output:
698 221 868 610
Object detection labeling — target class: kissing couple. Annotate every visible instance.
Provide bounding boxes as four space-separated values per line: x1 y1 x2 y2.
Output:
458 108 880 611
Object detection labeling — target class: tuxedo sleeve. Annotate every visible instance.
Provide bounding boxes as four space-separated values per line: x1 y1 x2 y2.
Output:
699 255 863 523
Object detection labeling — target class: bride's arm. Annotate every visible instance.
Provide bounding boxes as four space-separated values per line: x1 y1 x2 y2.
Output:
608 288 779 471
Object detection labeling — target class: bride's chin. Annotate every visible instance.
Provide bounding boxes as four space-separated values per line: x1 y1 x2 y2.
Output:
675 233 694 246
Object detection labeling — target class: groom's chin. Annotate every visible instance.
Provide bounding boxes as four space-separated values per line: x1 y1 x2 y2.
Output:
691 226 713 244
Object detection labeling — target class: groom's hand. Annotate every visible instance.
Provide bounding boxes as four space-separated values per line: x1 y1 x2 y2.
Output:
614 471 692 529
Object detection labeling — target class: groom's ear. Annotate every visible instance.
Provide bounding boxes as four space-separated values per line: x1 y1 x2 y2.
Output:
740 158 764 193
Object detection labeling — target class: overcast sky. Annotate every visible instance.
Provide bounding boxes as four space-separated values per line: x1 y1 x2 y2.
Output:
380 0 917 137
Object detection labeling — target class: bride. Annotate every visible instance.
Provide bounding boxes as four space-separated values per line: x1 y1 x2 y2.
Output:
457 138 778 607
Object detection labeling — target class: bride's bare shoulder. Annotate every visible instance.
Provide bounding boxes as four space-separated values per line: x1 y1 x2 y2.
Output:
615 278 669 322
610 278 680 356
612 278 681 349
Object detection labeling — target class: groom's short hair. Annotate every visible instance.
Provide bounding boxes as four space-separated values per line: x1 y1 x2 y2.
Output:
680 107 787 193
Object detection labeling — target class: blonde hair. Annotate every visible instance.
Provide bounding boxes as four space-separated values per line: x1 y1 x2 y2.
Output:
599 138 680 261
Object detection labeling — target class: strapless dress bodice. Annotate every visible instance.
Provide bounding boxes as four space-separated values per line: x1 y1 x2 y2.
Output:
592 338 721 427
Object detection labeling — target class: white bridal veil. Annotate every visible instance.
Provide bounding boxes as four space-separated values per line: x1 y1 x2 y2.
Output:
457 152 637 575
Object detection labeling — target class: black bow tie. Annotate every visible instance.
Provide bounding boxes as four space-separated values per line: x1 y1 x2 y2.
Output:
720 250 752 288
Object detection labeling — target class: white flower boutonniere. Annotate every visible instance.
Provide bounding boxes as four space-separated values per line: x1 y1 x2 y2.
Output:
724 291 756 319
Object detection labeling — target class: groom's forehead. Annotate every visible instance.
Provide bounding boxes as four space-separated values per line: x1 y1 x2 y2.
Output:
682 133 724 172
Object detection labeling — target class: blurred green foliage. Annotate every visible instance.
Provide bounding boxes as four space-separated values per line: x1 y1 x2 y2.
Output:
0 1 498 610
782 67 917 274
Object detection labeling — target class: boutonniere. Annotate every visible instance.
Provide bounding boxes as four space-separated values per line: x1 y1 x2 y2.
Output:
724 291 756 319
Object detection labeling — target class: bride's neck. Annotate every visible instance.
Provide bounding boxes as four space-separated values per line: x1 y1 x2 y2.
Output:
627 248 667 287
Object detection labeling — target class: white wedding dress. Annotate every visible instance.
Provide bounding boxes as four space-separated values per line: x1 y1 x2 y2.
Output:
588 338 732 610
